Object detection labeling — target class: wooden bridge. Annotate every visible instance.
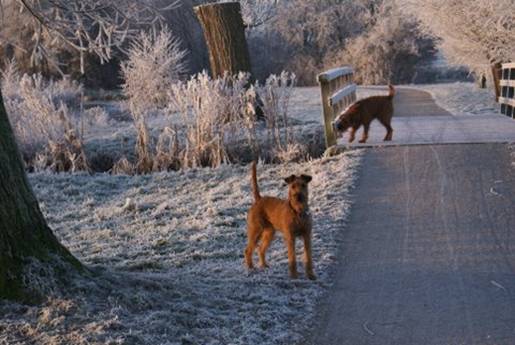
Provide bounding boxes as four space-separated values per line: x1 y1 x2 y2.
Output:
318 66 515 148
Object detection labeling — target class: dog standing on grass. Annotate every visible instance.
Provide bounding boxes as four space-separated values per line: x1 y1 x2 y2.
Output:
244 162 316 280
333 84 395 143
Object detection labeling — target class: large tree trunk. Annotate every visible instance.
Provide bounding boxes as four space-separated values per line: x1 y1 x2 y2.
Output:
0 88 80 303
194 2 252 80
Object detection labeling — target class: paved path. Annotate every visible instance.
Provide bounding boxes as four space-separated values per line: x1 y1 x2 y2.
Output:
311 144 515 345
310 88 515 345
336 88 515 147
392 88 452 117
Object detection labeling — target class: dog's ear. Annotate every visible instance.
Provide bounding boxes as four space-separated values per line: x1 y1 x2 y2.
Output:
349 103 360 112
300 175 312 183
284 175 296 184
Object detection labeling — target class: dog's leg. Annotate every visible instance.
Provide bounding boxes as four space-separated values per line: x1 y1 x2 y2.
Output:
284 234 298 279
379 117 393 141
258 229 274 268
385 125 393 141
302 232 316 280
244 225 261 269
348 128 356 143
359 122 370 143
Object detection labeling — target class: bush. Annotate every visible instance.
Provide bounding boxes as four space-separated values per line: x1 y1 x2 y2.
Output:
247 0 435 85
1 60 88 172
114 70 302 174
328 4 433 84
121 27 188 117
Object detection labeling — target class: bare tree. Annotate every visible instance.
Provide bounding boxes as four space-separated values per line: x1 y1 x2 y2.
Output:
401 0 515 86
1 0 179 74
216 0 278 28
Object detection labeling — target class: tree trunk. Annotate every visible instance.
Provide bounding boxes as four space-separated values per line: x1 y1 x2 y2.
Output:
0 88 81 303
194 2 252 80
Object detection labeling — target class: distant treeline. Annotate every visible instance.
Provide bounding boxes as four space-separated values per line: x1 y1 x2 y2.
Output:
0 0 473 88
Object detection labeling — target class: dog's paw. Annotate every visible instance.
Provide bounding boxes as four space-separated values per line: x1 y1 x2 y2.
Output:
259 263 269 269
306 271 317 280
289 271 299 279
358 139 367 144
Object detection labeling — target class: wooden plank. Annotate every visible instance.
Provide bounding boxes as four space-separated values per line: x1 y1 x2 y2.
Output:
319 81 337 147
318 67 353 83
329 84 357 106
501 62 515 69
499 97 515 107
500 80 515 87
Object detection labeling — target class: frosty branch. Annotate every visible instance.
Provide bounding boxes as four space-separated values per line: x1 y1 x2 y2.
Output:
1 0 180 74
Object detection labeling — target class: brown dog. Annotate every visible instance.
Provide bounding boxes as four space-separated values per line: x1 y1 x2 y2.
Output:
244 162 315 280
333 84 395 143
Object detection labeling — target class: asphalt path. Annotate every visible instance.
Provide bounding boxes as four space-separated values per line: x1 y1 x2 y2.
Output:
311 144 515 345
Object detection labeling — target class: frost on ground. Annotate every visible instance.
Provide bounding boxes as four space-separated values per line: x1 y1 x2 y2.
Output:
415 82 499 116
0 152 362 345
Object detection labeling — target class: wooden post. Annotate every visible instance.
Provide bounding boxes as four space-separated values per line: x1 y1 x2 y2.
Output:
318 79 337 148
491 62 502 102
194 2 252 79
318 67 356 149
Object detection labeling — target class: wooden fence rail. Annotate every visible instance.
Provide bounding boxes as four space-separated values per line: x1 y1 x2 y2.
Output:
500 62 515 119
318 66 357 148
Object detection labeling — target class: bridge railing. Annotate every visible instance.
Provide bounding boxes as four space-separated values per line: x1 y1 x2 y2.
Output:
318 66 357 148
500 62 515 119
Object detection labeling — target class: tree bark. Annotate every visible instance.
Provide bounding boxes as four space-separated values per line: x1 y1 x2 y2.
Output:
194 2 252 80
0 88 80 303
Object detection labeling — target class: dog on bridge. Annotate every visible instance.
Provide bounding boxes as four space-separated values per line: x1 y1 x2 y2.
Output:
333 84 395 143
244 162 316 280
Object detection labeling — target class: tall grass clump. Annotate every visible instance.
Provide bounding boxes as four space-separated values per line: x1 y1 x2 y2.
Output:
118 27 188 174
114 69 301 174
121 27 188 117
1 59 89 172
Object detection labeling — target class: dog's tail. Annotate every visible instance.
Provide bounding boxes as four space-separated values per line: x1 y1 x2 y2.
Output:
388 84 396 99
251 161 261 201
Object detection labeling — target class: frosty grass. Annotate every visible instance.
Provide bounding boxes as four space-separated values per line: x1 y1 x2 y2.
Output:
1 153 362 345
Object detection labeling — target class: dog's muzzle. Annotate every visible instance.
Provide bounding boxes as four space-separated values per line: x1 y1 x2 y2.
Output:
332 119 344 136
332 120 340 132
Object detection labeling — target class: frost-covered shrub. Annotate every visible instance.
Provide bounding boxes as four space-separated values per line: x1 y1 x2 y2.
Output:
256 71 302 161
1 60 88 171
83 106 110 127
113 71 303 174
121 27 188 117
404 0 515 82
166 71 251 168
167 71 301 167
247 0 435 85
330 4 431 84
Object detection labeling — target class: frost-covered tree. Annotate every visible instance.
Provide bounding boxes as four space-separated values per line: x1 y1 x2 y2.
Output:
249 0 434 85
402 0 515 81
216 0 278 27
329 3 433 84
0 0 179 75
